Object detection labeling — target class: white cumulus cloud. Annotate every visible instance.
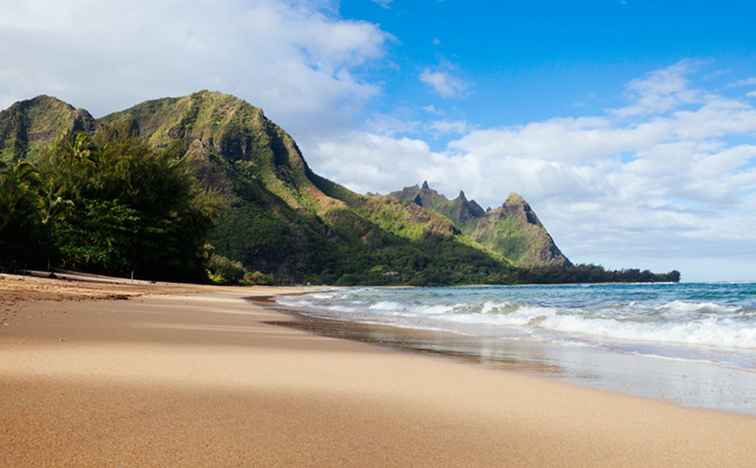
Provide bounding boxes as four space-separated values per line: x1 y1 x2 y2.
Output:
0 0 391 140
309 61 756 280
420 66 467 98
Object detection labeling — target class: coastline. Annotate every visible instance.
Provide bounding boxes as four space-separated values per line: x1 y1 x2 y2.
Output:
258 296 567 375
265 289 756 415
2 276 756 467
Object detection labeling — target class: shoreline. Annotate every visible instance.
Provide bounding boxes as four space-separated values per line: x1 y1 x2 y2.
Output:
2 276 756 466
260 294 756 416
270 285 756 416
257 296 568 376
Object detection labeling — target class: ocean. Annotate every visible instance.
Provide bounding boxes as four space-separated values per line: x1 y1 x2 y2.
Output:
277 282 756 414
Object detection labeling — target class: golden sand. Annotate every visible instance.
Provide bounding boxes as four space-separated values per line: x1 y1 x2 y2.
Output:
1 275 755 467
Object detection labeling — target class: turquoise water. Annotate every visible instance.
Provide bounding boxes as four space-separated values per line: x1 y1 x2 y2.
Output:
278 283 756 414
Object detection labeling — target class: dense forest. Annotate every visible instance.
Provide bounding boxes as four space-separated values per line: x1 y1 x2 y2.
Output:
0 92 681 286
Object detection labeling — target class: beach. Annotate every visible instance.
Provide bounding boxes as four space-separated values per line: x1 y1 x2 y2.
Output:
2 275 756 467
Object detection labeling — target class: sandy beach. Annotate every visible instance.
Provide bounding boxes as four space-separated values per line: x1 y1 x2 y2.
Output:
2 274 756 467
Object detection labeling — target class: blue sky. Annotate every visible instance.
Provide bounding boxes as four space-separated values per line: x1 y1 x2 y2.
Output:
341 1 756 141
2 0 756 281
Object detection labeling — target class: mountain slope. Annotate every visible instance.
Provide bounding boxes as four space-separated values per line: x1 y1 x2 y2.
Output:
92 91 515 283
390 183 570 267
463 193 571 268
0 91 589 284
0 95 95 161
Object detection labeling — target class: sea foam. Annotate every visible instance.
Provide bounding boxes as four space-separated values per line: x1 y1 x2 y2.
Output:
277 284 756 351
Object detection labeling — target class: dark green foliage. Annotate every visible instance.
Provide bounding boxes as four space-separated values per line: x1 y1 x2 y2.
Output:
54 199 139 271
0 133 219 280
0 160 47 269
517 264 681 284
46 135 219 280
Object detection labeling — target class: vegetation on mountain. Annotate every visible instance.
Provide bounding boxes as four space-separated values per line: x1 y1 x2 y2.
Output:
0 95 95 162
390 181 485 225
390 183 570 267
0 92 680 285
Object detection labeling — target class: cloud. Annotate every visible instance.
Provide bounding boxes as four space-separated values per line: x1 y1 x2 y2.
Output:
372 0 393 8
422 105 441 114
731 77 756 87
309 61 756 279
4 9 753 280
612 59 702 117
0 0 390 140
310 132 438 195
429 120 470 134
366 113 420 136
419 65 467 98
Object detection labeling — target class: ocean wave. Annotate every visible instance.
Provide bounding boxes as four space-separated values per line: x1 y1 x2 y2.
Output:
277 289 756 351
655 300 741 315
538 315 756 349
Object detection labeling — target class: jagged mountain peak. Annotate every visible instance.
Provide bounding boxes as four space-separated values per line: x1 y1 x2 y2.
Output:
499 192 544 227
467 194 569 267
390 182 486 225
389 183 569 268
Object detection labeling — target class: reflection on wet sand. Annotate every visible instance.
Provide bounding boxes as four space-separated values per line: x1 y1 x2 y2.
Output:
263 303 566 375
264 300 756 415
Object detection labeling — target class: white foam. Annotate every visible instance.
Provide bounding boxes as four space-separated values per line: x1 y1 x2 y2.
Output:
656 300 741 314
539 314 756 350
369 301 403 311
277 291 756 351
309 293 338 300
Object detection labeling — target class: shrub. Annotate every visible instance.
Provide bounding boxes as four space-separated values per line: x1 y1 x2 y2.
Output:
241 271 274 286
207 254 245 284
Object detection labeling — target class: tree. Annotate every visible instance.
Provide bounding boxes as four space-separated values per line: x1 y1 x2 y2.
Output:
34 133 221 280
0 160 45 269
37 179 73 271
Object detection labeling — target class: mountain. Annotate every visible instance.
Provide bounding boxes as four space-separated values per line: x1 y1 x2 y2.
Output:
0 91 678 284
0 91 518 284
390 183 570 267
390 181 485 225
0 95 95 161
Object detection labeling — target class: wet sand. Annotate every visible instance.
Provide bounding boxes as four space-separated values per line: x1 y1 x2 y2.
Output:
2 275 756 467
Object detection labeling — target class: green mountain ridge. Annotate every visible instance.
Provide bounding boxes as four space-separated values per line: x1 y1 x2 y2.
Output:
0 91 679 285
389 183 570 268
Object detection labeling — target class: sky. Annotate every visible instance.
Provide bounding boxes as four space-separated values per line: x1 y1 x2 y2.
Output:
2 0 756 281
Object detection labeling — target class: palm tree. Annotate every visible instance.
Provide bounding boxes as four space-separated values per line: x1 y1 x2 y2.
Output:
37 179 74 272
